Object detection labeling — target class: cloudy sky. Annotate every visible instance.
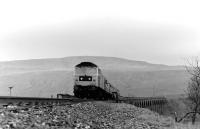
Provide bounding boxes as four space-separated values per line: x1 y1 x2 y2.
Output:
0 0 199 65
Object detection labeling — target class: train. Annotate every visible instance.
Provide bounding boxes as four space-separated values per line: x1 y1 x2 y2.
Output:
73 62 120 100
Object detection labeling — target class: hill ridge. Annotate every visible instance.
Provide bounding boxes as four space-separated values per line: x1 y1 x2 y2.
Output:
0 56 188 97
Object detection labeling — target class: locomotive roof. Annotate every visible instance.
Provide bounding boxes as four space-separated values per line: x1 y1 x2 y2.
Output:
75 62 98 67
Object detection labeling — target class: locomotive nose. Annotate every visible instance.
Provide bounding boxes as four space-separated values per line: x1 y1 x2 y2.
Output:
74 62 120 100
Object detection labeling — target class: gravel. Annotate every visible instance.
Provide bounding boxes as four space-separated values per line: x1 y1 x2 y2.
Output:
0 101 174 129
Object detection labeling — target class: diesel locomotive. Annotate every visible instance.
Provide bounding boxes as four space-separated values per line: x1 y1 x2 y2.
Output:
73 62 120 100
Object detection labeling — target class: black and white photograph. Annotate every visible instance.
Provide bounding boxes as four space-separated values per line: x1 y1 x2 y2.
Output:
0 0 200 128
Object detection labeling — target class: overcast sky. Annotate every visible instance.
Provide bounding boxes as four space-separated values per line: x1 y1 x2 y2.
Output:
0 0 199 65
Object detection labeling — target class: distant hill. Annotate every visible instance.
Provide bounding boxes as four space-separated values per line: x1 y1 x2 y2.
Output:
0 56 190 97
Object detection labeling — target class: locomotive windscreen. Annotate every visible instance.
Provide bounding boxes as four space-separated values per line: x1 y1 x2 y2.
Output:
79 75 92 81
76 62 97 67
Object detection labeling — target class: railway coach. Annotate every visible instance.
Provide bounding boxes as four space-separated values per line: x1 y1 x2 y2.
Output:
74 62 120 100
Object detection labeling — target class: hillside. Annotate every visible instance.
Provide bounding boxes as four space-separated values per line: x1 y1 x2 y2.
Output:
0 56 190 97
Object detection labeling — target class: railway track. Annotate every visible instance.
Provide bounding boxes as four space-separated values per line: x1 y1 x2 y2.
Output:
0 96 116 107
0 96 84 107
0 96 167 114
